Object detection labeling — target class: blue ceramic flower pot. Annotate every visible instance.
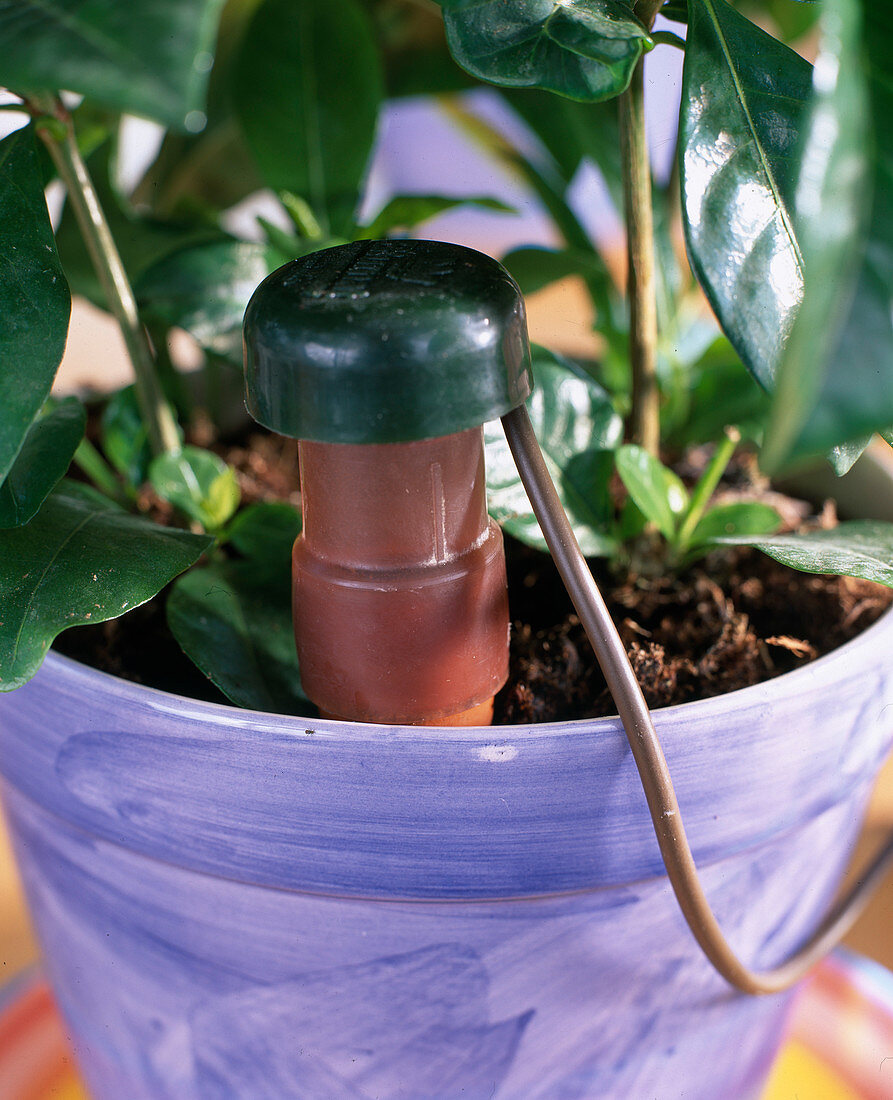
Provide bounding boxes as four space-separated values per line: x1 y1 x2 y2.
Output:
1 605 892 1099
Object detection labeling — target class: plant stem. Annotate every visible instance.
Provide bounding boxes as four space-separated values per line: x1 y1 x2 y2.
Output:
148 323 193 423
675 427 741 550
650 30 686 50
73 439 132 506
29 95 181 457
619 62 660 457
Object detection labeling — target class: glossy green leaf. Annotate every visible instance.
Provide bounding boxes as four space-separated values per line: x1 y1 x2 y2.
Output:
226 502 302 564
136 240 285 362
679 0 813 389
0 0 225 129
101 387 152 489
768 1 893 466
234 0 383 236
716 521 893 587
688 501 780 547
0 490 211 690
0 126 71 485
676 1 823 41
0 399 85 529
149 446 241 532
615 444 689 542
439 0 651 103
485 346 622 556
167 559 311 714
358 194 513 239
761 0 871 470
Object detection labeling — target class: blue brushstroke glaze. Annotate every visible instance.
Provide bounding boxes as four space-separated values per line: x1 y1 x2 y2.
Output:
192 945 532 1098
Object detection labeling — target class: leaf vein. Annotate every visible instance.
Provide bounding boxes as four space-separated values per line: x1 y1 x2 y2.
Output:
700 0 804 275
10 506 94 663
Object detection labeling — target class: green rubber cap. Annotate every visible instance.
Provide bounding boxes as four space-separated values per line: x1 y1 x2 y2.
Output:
243 239 533 443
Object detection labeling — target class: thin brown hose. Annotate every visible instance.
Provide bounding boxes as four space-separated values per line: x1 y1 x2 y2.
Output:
501 405 893 995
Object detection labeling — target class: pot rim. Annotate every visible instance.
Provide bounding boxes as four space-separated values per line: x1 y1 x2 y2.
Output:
42 600 893 740
4 603 890 899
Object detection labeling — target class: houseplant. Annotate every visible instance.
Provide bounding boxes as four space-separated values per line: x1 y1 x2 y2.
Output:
0 0 892 1096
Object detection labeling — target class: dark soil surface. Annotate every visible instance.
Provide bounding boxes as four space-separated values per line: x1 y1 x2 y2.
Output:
55 432 893 724
495 540 890 723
